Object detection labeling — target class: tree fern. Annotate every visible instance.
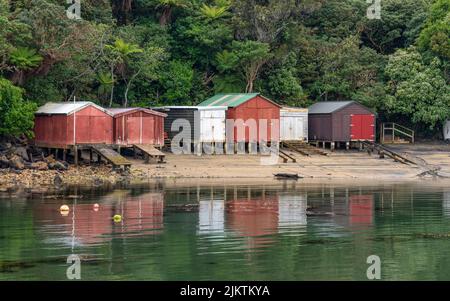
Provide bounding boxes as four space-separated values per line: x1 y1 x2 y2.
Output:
9 47 43 71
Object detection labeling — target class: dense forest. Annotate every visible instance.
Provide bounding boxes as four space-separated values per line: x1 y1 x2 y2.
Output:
0 0 449 138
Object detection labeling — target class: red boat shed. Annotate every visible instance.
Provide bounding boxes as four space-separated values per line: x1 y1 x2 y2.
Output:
308 101 375 143
34 102 114 148
107 108 167 147
198 93 281 143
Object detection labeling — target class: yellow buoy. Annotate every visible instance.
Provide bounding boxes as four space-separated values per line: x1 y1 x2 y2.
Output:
113 214 122 223
60 205 70 216
60 205 70 212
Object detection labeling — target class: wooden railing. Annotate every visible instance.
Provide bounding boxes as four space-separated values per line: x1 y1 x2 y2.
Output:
381 123 414 144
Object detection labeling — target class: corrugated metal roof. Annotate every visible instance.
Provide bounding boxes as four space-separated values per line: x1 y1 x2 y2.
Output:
281 106 308 113
156 106 228 111
107 108 136 114
198 93 262 108
35 101 112 116
308 101 355 114
107 107 167 117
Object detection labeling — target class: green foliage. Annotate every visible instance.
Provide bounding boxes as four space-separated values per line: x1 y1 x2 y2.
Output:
0 77 36 138
385 47 450 128
0 0 447 138
266 53 306 106
200 3 229 19
9 47 43 70
216 40 271 92
417 0 450 61
309 37 386 104
361 0 430 54
160 60 194 104
106 38 144 60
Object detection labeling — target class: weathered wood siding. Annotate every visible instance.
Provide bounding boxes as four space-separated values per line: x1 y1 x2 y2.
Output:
280 109 308 141
112 111 165 146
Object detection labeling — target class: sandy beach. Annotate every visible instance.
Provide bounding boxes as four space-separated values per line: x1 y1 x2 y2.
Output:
2 143 450 195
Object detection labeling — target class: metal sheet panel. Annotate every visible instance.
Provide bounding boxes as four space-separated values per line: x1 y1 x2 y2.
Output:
280 110 308 141
350 114 375 141
200 109 226 142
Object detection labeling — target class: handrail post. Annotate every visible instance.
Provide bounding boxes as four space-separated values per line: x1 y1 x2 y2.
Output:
393 123 395 143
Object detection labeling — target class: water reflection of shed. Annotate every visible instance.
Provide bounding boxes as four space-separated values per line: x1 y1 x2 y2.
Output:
116 192 164 234
349 195 373 225
198 199 225 234
443 191 450 217
34 202 114 245
226 196 279 237
33 191 164 246
278 194 307 229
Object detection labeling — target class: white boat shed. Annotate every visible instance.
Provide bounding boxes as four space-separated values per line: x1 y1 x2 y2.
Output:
280 107 308 142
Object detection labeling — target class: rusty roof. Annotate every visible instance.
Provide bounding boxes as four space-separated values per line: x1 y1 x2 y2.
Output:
106 107 167 118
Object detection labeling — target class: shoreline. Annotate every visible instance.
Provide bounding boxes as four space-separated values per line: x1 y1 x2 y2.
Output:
2 144 450 196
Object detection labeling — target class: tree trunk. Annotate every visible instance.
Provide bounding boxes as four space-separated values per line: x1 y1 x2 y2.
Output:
109 63 115 107
124 69 141 108
246 80 254 93
10 70 24 86
159 7 173 26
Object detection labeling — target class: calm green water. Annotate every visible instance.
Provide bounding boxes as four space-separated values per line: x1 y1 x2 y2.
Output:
1 182 450 280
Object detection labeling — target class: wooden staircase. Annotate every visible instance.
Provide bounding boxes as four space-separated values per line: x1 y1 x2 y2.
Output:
381 123 414 144
281 141 329 156
133 144 166 163
91 145 131 170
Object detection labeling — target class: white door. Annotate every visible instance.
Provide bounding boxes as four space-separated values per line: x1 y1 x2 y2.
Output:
295 117 304 140
282 117 294 140
200 110 225 142
444 120 450 141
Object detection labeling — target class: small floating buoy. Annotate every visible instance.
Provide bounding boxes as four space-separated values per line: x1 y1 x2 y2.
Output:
60 204 70 216
113 214 122 223
93 203 100 211
60 205 70 212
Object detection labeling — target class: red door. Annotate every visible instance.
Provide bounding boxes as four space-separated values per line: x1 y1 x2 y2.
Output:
127 117 141 144
350 114 375 141
142 117 155 144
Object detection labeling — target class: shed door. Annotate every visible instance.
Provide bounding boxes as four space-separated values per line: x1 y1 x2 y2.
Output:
281 116 304 141
281 117 294 141
142 117 155 144
295 117 304 140
200 110 225 142
350 114 375 141
127 117 140 144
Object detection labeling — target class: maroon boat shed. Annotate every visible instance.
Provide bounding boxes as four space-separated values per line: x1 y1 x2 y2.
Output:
107 108 167 147
34 101 114 148
308 101 375 148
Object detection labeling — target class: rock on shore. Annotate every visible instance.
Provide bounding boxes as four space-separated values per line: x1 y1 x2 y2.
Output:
0 165 123 192
0 140 127 192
